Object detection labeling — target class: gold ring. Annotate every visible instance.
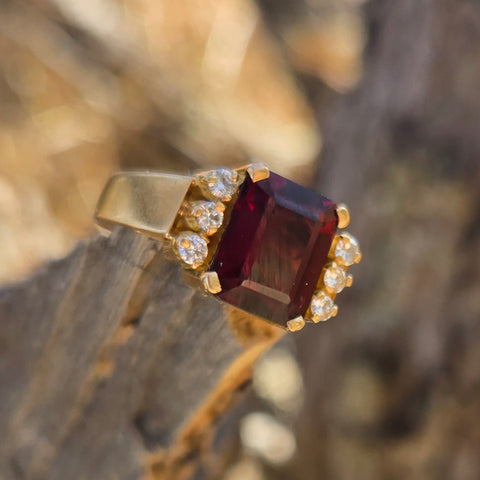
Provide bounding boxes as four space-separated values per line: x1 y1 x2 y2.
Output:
95 163 361 332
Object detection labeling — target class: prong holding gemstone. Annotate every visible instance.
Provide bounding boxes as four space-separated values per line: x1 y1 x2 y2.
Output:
201 271 222 294
331 305 339 317
354 252 362 264
179 202 194 217
345 274 354 287
287 316 305 332
336 204 350 229
246 163 270 183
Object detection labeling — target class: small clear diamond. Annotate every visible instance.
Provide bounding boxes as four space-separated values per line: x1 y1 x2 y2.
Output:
310 290 335 322
202 168 238 200
191 201 224 234
323 262 347 293
174 231 208 268
335 233 360 266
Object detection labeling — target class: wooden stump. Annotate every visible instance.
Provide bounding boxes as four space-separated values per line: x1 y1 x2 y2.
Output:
0 228 281 480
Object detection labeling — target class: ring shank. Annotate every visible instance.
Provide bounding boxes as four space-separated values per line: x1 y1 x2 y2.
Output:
94 172 192 240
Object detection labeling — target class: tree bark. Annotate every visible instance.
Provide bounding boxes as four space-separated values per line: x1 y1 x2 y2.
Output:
0 228 280 480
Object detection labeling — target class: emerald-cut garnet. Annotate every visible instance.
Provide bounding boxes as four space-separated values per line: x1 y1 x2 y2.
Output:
209 171 338 328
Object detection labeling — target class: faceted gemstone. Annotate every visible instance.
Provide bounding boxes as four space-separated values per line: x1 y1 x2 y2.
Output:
191 201 224 235
334 232 360 266
323 262 346 293
174 231 208 268
310 290 336 322
209 171 338 327
202 168 238 201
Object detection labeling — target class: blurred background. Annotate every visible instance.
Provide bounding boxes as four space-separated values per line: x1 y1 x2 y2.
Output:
2 0 480 479
0 0 365 283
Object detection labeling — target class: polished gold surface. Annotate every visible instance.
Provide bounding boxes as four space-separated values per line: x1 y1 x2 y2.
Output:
247 163 270 183
336 204 351 229
287 316 305 332
201 271 222 294
95 172 192 240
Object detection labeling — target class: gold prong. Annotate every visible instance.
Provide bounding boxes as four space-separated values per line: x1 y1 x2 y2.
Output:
287 316 305 332
336 204 350 229
324 286 335 295
201 271 222 294
354 252 362 264
199 233 210 243
331 305 339 317
179 201 194 217
247 163 270 183
327 236 339 260
345 274 353 287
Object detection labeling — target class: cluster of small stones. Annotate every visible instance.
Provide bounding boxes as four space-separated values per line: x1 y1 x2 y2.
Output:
172 169 238 268
309 232 361 323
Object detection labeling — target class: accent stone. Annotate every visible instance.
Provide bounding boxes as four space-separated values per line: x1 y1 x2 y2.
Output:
334 232 360 266
201 168 238 201
310 290 336 322
174 231 208 268
323 262 347 294
210 171 338 327
191 201 224 235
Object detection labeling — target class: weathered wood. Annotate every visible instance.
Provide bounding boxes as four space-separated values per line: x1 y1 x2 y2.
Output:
0 228 281 480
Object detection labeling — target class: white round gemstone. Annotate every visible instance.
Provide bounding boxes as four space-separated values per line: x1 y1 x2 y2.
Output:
174 231 208 268
310 290 336 322
323 262 347 293
191 201 224 234
203 168 238 200
334 233 360 266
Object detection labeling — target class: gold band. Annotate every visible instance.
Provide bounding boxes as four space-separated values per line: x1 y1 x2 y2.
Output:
94 172 192 240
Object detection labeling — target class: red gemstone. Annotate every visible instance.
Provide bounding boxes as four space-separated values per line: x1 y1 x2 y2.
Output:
210 171 338 327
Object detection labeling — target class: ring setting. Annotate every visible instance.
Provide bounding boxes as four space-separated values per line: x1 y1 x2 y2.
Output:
95 163 361 332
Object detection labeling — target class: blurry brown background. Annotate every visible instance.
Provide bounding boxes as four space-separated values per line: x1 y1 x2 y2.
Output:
0 0 364 283
2 0 480 479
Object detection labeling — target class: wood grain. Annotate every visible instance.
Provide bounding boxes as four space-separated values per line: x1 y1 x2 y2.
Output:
0 228 281 480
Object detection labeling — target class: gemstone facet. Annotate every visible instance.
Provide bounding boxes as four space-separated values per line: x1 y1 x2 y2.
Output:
334 232 360 266
201 168 238 201
209 171 338 327
310 290 336 322
191 201 224 235
174 231 208 268
323 262 347 294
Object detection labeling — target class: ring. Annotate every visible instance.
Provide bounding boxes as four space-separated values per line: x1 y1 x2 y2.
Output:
95 163 361 332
